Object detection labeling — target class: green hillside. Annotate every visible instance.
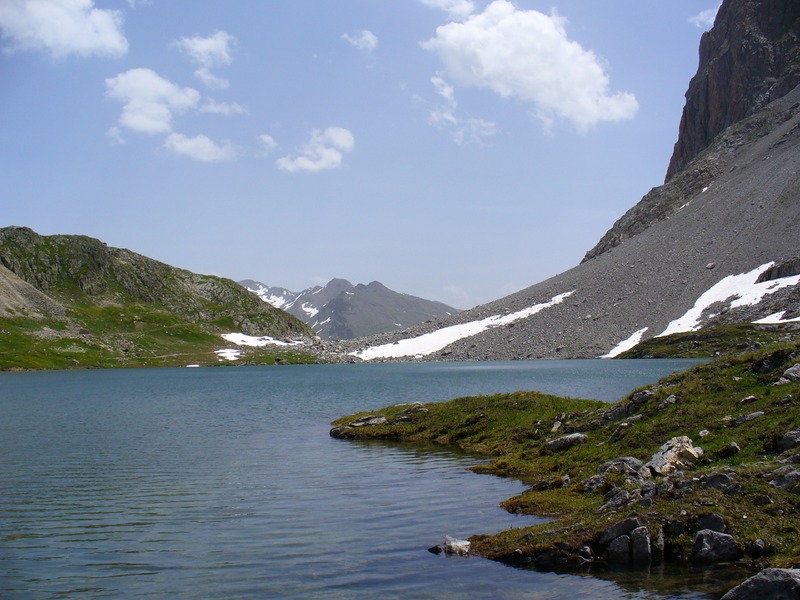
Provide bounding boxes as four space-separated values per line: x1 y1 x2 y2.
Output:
0 227 314 369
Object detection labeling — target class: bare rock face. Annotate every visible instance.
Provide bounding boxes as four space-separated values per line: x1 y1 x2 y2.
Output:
666 0 800 181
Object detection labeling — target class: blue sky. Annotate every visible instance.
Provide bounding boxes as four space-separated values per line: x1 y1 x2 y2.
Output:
1 0 721 309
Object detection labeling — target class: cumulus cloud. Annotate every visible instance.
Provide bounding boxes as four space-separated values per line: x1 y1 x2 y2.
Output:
173 30 236 89
276 126 355 173
689 3 721 29
421 0 638 131
105 68 200 135
164 133 236 162
0 0 128 58
419 0 475 20
342 29 378 53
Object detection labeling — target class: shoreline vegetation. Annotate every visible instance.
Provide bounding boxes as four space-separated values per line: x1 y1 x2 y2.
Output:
330 326 800 596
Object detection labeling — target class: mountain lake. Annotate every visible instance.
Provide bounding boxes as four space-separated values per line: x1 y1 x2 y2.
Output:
2 359 748 599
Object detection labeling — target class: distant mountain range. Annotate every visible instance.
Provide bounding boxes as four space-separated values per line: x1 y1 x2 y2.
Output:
240 278 459 340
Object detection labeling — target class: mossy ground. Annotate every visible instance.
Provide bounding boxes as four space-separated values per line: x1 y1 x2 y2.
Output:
331 338 800 579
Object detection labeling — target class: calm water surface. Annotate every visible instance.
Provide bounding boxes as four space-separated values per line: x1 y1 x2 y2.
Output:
1 360 719 599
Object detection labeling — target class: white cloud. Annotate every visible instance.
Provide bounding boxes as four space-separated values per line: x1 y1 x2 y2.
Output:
421 0 638 131
0 0 128 58
259 134 278 151
689 3 721 29
428 73 497 144
194 67 229 90
164 133 236 162
431 73 456 107
105 68 200 135
199 99 246 115
342 29 378 53
173 30 236 88
276 126 355 173
419 0 475 20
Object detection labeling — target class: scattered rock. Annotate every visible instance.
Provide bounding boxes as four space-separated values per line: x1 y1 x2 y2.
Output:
646 437 702 476
692 529 742 565
735 411 764 425
717 441 741 458
443 535 470 556
545 433 587 452
657 395 678 412
779 430 800 451
770 467 800 494
745 539 768 558
606 535 631 566
350 415 387 427
599 517 641 547
720 568 800 599
631 389 655 405
698 513 726 533
630 526 651 566
781 364 800 382
740 395 759 404
703 473 734 491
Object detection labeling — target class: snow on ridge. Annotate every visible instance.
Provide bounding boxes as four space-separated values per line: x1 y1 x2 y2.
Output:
352 291 574 361
601 327 649 359
300 302 319 318
221 333 304 347
659 262 800 337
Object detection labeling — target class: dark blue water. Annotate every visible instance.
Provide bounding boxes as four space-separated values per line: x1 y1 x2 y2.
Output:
0 360 711 599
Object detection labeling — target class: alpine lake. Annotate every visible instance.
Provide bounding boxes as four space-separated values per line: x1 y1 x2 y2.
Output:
1 358 739 599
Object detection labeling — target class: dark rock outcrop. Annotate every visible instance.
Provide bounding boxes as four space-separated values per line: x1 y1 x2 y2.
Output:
721 568 800 599
666 0 800 181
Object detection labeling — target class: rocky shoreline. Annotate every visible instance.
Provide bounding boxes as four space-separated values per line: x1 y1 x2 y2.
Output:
330 341 800 597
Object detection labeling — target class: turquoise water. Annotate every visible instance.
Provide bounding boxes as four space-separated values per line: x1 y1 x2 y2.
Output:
0 360 713 599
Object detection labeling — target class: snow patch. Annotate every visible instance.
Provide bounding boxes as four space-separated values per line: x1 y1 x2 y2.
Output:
601 327 649 358
221 333 304 347
753 311 800 324
659 262 800 336
352 291 574 360
301 302 319 318
216 348 241 361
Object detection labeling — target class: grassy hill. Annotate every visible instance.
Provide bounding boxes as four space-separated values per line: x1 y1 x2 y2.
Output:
0 227 314 369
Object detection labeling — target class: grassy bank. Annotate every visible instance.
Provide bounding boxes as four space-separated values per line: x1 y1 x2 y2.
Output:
330 338 800 581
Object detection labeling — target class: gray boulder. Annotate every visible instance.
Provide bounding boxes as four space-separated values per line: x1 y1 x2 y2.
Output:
630 526 651 566
606 535 631 566
646 436 702 476
692 529 742 565
545 433 587 452
779 430 800 451
443 535 470 556
721 568 800 599
599 517 641 547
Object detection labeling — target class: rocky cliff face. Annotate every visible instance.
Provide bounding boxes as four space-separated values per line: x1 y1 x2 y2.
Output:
583 0 800 263
666 0 800 181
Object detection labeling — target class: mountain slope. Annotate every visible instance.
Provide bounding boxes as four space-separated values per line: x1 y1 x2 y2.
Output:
347 0 800 361
241 278 458 340
0 227 313 369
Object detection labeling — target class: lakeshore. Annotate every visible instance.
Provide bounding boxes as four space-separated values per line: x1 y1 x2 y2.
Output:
331 339 800 594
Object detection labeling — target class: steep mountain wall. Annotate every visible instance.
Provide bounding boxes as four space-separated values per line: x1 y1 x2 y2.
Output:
666 0 800 181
